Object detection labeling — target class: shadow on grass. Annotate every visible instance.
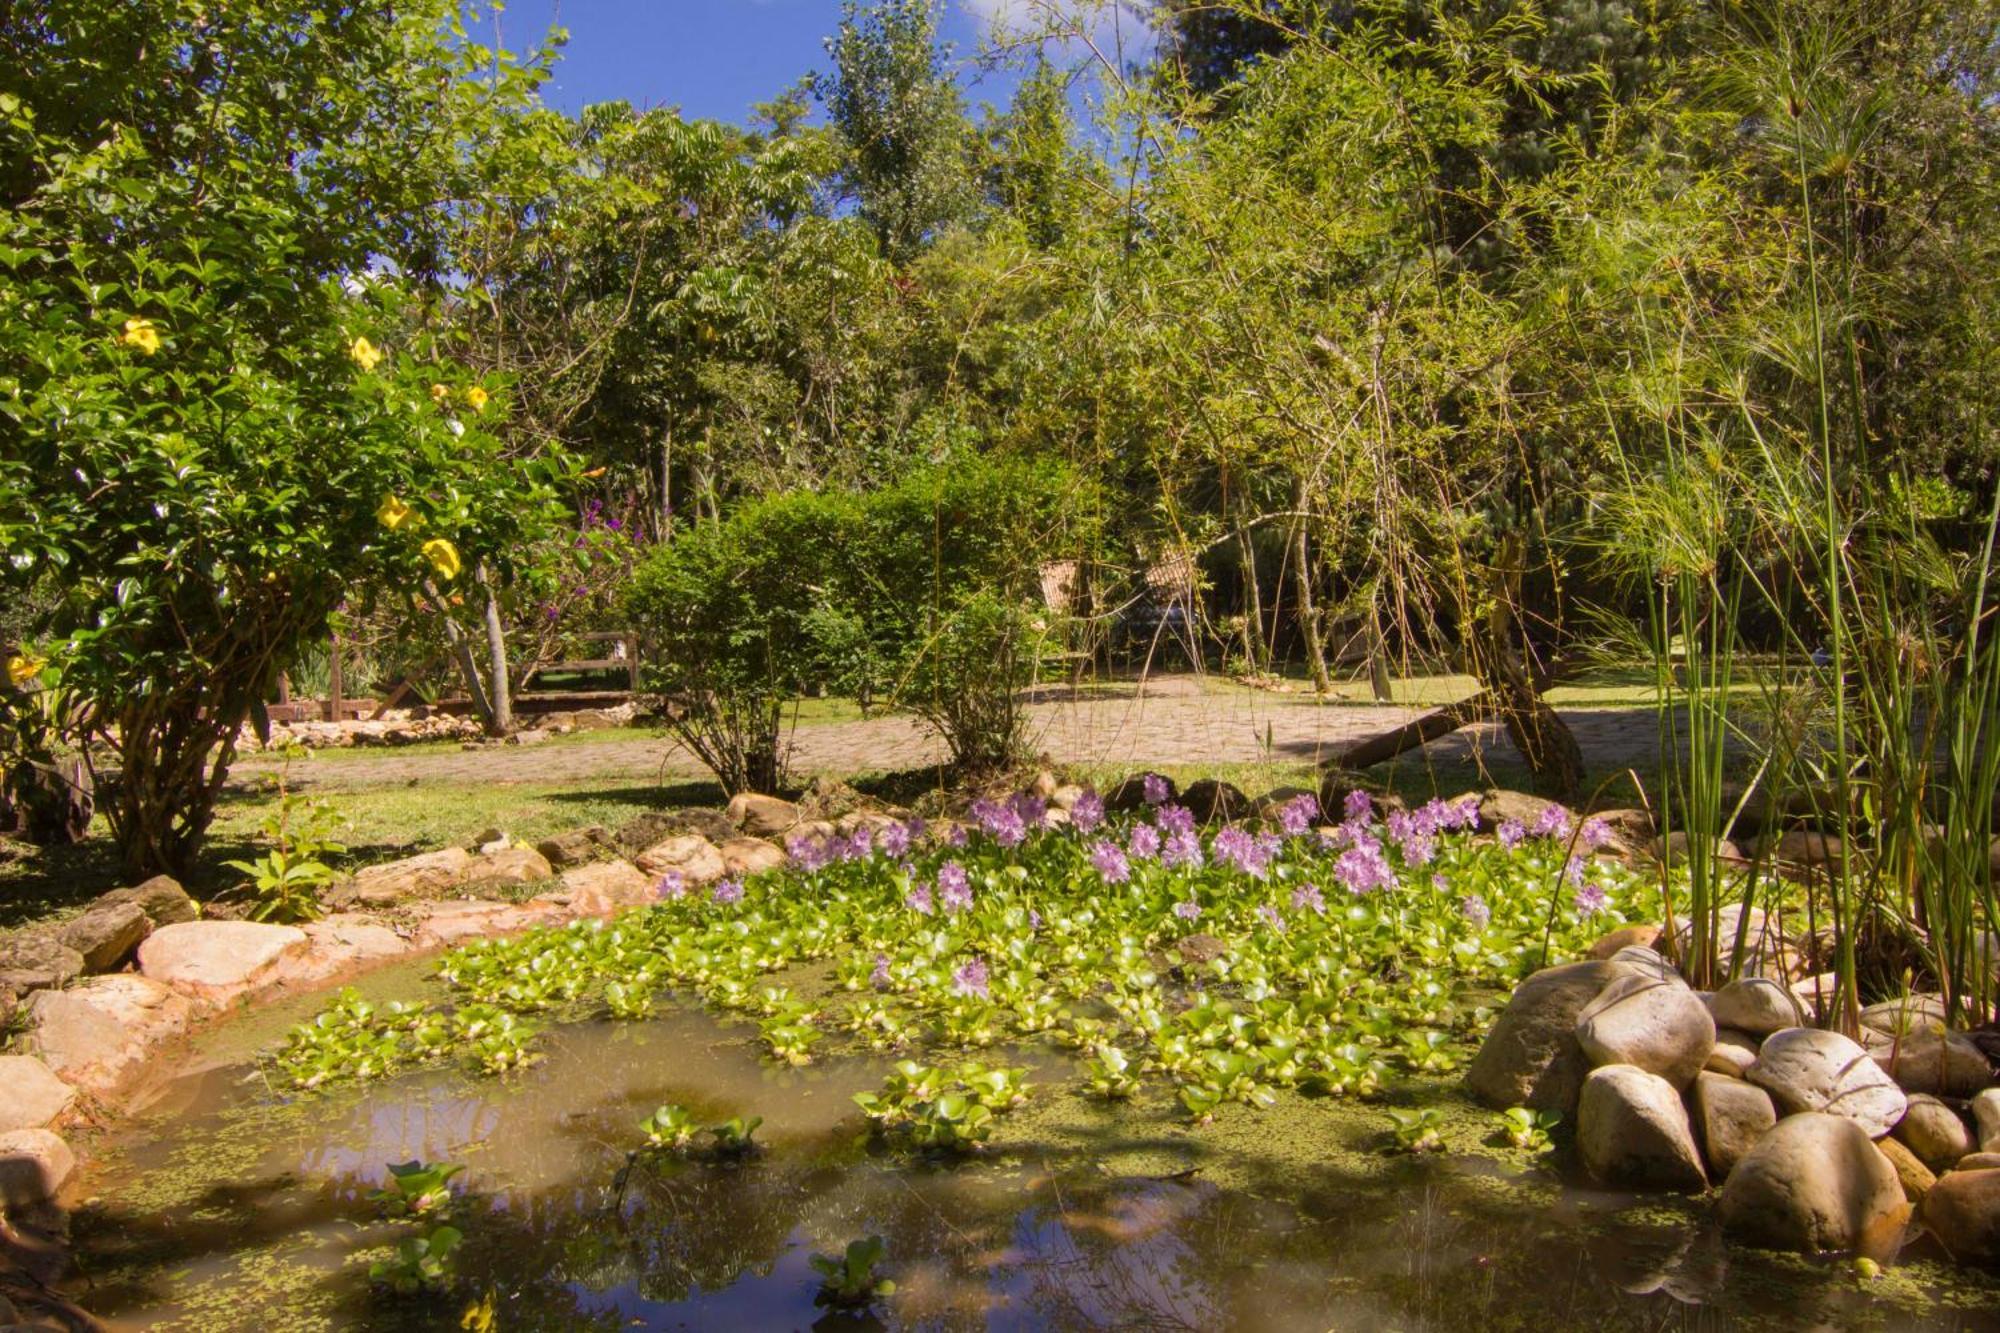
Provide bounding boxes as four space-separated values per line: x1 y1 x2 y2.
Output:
543 779 728 811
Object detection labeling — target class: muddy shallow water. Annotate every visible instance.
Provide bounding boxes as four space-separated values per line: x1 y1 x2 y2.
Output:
64 988 2000 1332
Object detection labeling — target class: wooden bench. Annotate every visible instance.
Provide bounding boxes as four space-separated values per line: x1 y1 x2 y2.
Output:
520 630 640 695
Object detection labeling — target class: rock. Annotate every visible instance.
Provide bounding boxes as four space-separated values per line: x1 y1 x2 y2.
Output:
635 834 726 886
1575 973 1716 1089
615 808 736 853
1707 1028 1762 1079
1769 829 1845 866
1651 831 1743 864
1973 1088 2000 1152
136 920 310 1008
555 860 657 917
1719 1113 1911 1254
1875 1135 1936 1203
278 915 415 988
1674 905 1787 979
1706 977 1806 1037
717 837 785 879
1577 1065 1707 1191
343 847 473 905
56 901 152 973
1860 993 1948 1039
1607 945 1685 986
0 934 84 996
1789 972 1841 1022
1922 1168 2000 1263
505 727 552 746
1106 772 1176 813
534 825 613 869
463 846 555 887
726 793 802 838
1049 784 1087 812
0 1129 74 1207
95 874 200 928
1467 959 1635 1111
1586 924 1662 960
1692 1071 1776 1178
1749 1027 1908 1138
23 975 193 1096
1955 1152 2000 1172
1896 1094 1974 1171
412 899 556 949
1866 1028 1993 1098
0 1057 75 1133
1478 789 1565 833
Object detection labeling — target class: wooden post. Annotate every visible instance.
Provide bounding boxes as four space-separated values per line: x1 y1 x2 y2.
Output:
327 630 344 722
277 672 291 706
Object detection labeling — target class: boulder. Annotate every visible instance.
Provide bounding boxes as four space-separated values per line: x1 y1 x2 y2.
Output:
635 834 726 886
1575 973 1716 1089
95 874 201 927
343 847 473 906
1577 1065 1707 1191
0 1057 75 1133
1675 905 1788 979
1974 1088 2000 1152
1769 829 1845 867
1707 977 1805 1037
1955 1152 2000 1172
1652 831 1743 865
1606 945 1685 986
1692 1071 1776 1178
463 846 555 887
1180 779 1250 824
1875 1135 1936 1203
1106 772 1176 813
0 1129 74 1208
1897 1094 1974 1171
412 899 557 949
1479 789 1563 832
0 934 84 996
1749 1027 1907 1138
1860 993 1948 1039
1050 784 1088 812
136 920 310 1008
534 825 613 869
279 915 415 988
1719 1113 1911 1254
717 837 786 879
1466 959 1634 1111
24 975 193 1096
1789 972 1841 1022
726 792 802 838
56 900 152 973
1866 1028 1993 1098
1587 924 1663 960
1922 1168 2000 1264
554 859 657 917
1706 1028 1762 1080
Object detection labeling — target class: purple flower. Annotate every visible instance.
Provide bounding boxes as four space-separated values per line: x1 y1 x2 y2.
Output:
1461 894 1491 929
1531 803 1574 842
1343 789 1373 824
1128 823 1161 860
1564 854 1586 886
1028 908 1042 931
970 797 1027 848
940 875 974 914
1400 832 1436 867
1278 793 1319 837
1172 897 1202 922
906 883 935 915
1090 839 1131 884
1255 903 1284 931
1161 829 1206 869
1155 803 1196 837
1011 792 1049 830
1143 773 1170 806
1335 838 1395 895
1291 883 1326 915
1212 826 1269 878
1071 789 1106 833
711 876 744 905
880 821 912 858
787 833 831 872
952 956 990 999
1579 817 1613 851
845 826 874 860
1431 873 1449 891
1574 882 1607 917
937 861 970 899
654 870 687 901
1497 819 1527 850
870 953 892 988
946 822 969 848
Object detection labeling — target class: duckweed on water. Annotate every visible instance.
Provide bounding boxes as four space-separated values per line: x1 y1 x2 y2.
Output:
275 793 1658 1123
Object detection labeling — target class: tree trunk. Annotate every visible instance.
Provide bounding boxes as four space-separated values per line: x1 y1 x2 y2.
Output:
1325 691 1496 770
422 584 499 734
479 567 513 736
1291 486 1330 693
1477 533 1583 797
1368 604 1394 701
1236 519 1265 672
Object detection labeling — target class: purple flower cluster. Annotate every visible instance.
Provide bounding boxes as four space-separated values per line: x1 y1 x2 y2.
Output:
1143 773 1171 806
1172 897 1203 922
870 953 892 988
654 870 687 901
711 876 744 905
1335 838 1396 894
1343 789 1373 824
906 883 935 915
1276 793 1320 837
1129 823 1162 860
969 797 1029 848
939 861 974 914
1579 816 1613 851
1291 883 1326 915
1531 802 1574 841
787 826 884 871
1574 882 1608 917
1255 902 1284 931
1090 839 1131 884
1212 826 1280 879
1071 788 1106 833
1496 819 1527 851
1461 894 1491 929
1161 828 1205 870
1155 803 1196 837
952 956 990 998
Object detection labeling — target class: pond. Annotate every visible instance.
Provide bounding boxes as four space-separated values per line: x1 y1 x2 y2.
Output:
66 990 2000 1332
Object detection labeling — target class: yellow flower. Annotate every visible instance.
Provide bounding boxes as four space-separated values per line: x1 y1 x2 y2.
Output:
350 336 384 372
465 385 489 414
429 383 450 404
120 317 161 355
377 495 412 530
422 538 462 581
6 652 46 688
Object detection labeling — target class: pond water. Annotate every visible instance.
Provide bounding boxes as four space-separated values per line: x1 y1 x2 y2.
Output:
65 989 2000 1332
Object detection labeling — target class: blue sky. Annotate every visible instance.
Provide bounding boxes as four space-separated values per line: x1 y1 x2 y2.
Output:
489 1 1153 126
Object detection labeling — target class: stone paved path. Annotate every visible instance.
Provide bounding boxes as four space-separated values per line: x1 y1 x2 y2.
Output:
254 676 1663 791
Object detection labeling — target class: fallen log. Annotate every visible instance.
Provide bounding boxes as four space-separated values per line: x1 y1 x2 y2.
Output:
1325 691 1497 771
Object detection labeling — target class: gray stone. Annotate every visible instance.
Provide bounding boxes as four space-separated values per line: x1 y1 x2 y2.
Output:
0 1056 75 1133
1866 1028 1993 1098
1576 973 1715 1089
1707 977 1805 1037
1896 1094 1975 1171
1479 789 1563 832
1466 959 1635 1112
136 920 310 1008
1922 1168 2000 1263
1973 1088 2000 1152
1652 831 1743 864
95 874 200 927
0 934 83 996
0 1129 74 1207
1860 993 1948 1039
1675 904 1787 979
1749 1027 1908 1138
56 901 152 973
1954 1152 2000 1172
1719 1113 1911 1254
1577 1065 1707 1191
1692 1071 1776 1179
1769 829 1846 867
726 793 802 837
1706 1028 1762 1079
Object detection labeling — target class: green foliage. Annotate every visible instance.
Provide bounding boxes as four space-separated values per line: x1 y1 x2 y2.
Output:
638 1104 700 1153
1495 1107 1561 1152
706 1115 764 1157
810 1234 897 1309
222 746 345 923
369 1224 464 1295
370 1161 465 1220
1386 1107 1448 1154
